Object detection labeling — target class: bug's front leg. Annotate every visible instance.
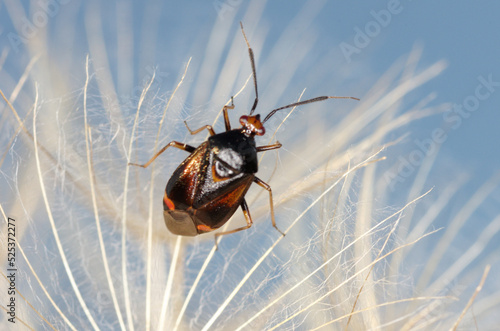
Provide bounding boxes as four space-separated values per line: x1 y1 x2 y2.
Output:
214 199 253 249
128 141 195 168
254 177 285 236
222 96 235 132
183 121 216 136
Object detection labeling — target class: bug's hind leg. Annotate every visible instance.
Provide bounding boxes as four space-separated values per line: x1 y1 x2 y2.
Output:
214 198 252 249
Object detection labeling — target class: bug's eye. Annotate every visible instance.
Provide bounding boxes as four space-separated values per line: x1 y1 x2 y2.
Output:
215 160 234 178
239 115 248 126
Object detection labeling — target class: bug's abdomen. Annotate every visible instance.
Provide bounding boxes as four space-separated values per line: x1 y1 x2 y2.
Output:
192 174 253 231
164 171 254 235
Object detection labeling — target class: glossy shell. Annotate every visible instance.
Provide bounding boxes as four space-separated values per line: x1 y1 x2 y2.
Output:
163 130 257 236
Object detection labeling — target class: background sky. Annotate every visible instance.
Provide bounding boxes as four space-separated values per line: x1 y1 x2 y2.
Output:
1 0 499 329
2 0 499 176
4 0 497 180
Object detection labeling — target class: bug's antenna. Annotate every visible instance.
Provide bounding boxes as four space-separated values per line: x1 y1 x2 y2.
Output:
262 95 360 123
240 22 259 115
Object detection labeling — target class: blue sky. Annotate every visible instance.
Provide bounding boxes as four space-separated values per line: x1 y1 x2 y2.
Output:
260 1 500 179
325 1 500 177
2 0 499 271
3 1 499 179
7 0 493 179
1 0 499 328
2 0 498 259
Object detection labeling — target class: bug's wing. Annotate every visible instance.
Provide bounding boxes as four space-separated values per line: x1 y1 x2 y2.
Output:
165 142 210 209
194 173 254 230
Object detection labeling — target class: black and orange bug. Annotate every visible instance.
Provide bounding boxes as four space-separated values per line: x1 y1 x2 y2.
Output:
130 23 358 244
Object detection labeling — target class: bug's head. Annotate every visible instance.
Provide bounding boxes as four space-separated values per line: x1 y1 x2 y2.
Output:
239 114 265 136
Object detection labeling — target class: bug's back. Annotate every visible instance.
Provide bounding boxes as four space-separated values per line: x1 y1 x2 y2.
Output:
164 130 258 235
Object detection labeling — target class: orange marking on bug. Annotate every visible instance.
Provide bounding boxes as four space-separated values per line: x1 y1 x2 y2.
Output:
211 164 228 182
163 193 175 210
196 224 213 233
240 115 265 136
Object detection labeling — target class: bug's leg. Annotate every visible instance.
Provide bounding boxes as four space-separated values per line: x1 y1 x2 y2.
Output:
256 142 282 152
214 199 253 249
223 96 235 132
240 22 259 115
254 177 285 236
183 121 216 136
128 141 195 168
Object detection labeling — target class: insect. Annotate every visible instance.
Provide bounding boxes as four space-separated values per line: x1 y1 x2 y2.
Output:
130 23 358 245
